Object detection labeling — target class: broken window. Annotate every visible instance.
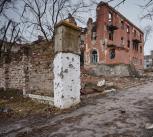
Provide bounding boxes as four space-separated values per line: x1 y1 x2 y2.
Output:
91 50 98 64
80 35 84 45
127 25 130 33
121 37 124 46
92 32 97 40
140 46 142 53
109 31 113 40
109 49 115 59
133 41 138 51
91 26 97 40
121 21 124 29
108 12 113 23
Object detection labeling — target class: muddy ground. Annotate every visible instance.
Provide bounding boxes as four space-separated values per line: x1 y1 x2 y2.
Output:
1 80 153 136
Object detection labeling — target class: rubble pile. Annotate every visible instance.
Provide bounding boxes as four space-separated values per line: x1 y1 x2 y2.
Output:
81 68 153 95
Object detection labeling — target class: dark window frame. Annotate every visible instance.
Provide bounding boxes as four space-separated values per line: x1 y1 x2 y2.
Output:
121 21 124 29
133 41 138 51
128 40 130 48
109 31 113 41
109 49 116 59
121 37 124 46
140 46 142 53
91 50 98 64
91 32 97 40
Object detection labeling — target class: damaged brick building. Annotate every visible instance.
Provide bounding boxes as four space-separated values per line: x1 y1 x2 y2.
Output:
80 2 144 70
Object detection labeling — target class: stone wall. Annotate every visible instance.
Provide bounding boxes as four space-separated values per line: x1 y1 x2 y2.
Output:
0 41 54 96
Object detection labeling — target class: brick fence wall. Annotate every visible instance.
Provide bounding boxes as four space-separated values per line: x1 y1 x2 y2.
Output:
0 41 54 97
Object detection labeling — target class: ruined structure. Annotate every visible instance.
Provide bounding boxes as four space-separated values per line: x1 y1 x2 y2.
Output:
0 18 81 108
81 2 144 71
0 40 54 97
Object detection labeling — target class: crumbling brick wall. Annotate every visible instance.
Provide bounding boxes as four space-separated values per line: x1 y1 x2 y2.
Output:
0 41 54 96
7 61 24 89
27 41 54 96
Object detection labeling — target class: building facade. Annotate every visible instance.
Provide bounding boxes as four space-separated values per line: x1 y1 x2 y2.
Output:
81 2 144 70
144 51 153 69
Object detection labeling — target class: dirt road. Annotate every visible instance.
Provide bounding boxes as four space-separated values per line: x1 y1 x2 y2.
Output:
1 82 153 137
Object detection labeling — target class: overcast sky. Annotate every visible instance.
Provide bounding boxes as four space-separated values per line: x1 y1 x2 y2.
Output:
2 0 152 55
80 0 153 55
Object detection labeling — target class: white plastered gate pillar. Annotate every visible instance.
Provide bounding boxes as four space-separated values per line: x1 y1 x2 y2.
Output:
53 21 81 109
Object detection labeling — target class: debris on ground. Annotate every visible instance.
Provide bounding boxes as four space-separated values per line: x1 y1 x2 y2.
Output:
97 80 105 87
103 88 117 96
145 123 153 129
105 82 114 87
81 67 153 95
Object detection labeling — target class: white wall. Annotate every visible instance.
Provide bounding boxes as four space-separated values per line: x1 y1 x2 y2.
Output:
53 52 80 109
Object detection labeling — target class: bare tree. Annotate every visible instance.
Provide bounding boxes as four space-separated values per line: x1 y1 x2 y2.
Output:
143 25 153 45
0 0 12 14
0 0 91 51
21 0 90 41
0 0 21 56
140 0 153 20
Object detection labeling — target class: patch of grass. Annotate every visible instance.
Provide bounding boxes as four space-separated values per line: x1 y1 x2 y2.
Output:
0 88 22 99
0 89 50 119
